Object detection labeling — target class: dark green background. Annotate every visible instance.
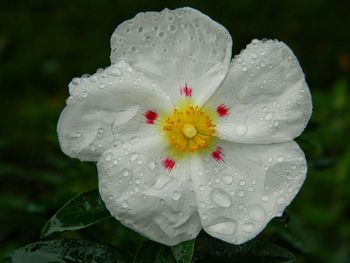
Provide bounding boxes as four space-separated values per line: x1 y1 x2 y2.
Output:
1 0 350 262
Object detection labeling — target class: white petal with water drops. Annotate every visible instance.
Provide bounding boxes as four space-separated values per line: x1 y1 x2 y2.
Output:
110 7 232 105
207 39 312 144
190 141 307 244
57 62 172 161
98 136 201 246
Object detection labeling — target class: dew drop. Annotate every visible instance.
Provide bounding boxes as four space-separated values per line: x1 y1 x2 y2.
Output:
248 204 266 221
89 143 96 152
264 112 274 120
68 131 81 138
122 200 129 208
105 153 113 162
130 153 138 162
242 222 255 233
130 136 140 144
72 77 80 85
237 190 245 197
235 124 248 136
262 195 269 202
277 155 285 162
148 161 156 170
207 221 237 235
168 24 177 32
276 197 286 205
241 66 248 72
251 53 258 59
172 191 181 201
222 175 233 185
110 68 122 76
210 189 232 208
122 169 130 177
90 75 98 82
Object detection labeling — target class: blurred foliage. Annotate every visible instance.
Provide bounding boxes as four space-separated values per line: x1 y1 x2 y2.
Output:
0 0 349 262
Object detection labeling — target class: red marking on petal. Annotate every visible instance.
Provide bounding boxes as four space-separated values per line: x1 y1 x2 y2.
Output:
162 158 176 171
180 83 192 97
216 104 230 117
144 110 158 124
211 147 225 162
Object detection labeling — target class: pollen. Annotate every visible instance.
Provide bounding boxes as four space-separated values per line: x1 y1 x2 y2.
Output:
162 103 216 153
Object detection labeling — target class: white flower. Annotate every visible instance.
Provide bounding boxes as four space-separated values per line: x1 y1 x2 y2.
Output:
57 7 312 246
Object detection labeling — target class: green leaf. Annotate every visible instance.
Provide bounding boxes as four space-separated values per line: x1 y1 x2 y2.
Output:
133 241 176 263
194 232 294 263
41 189 111 238
171 240 195 263
4 239 131 263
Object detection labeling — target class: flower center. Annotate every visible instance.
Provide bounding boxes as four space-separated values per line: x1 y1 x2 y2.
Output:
182 123 197 138
162 103 216 153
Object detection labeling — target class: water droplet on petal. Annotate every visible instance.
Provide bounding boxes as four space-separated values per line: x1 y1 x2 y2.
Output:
248 204 266 221
110 68 122 76
207 221 237 235
130 136 140 144
122 200 129 208
251 53 258 59
105 153 113 161
222 175 233 185
276 197 286 205
242 222 255 232
237 190 245 197
89 143 96 151
130 153 138 162
172 191 181 201
262 195 269 202
264 112 274 120
201 213 208 220
277 155 285 162
235 124 248 136
122 168 130 177
148 161 156 170
72 77 80 85
210 189 232 208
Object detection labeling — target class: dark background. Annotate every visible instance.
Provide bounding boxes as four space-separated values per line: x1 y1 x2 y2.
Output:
1 0 350 262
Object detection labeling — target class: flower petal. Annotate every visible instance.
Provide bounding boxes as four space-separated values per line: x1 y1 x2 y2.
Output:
57 62 172 161
110 7 232 105
206 39 312 144
98 136 201 246
190 140 307 244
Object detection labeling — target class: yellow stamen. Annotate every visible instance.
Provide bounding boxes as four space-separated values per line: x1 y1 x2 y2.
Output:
161 102 216 153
